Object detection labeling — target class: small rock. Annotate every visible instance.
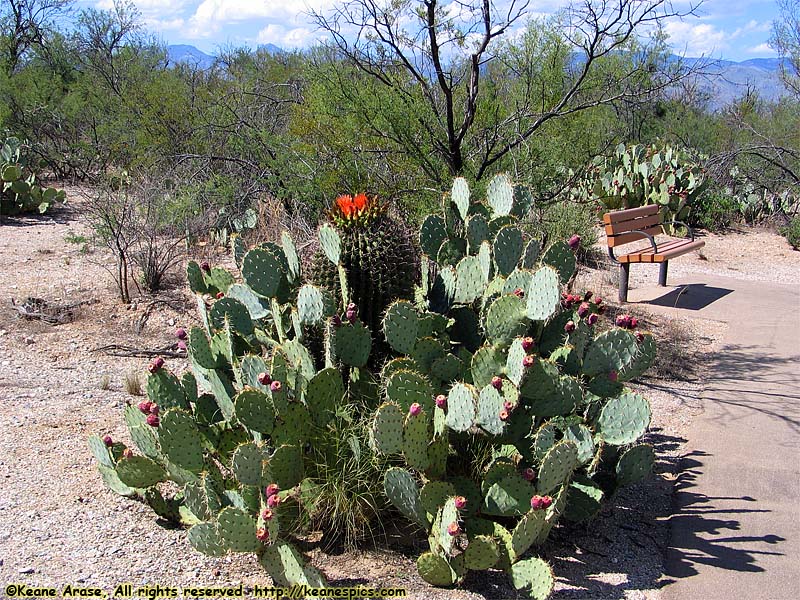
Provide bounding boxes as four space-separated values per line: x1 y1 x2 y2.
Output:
24 336 35 345
19 567 35 574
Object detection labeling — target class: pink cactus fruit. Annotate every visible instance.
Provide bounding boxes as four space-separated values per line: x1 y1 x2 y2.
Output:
530 495 544 510
454 496 467 510
541 495 553 509
608 370 619 382
568 234 581 249
261 508 274 521
446 522 461 536
630 317 639 329
331 314 342 327
503 400 514 411
102 435 113 447
149 404 159 416
148 356 164 374
491 376 503 390
175 327 188 340
587 313 599 326
435 394 447 409
521 336 535 352
122 448 134 459
635 331 645 343
177 340 187 351
200 261 211 272
257 371 272 386
138 401 153 414
215 292 224 299
409 403 422 417
522 355 535 368
256 527 270 542
146 414 160 428
267 495 281 508
522 467 536 482
594 296 603 305
513 287 525 298
270 380 282 393
499 409 510 421
564 320 576 333
578 302 590 317
265 484 280 497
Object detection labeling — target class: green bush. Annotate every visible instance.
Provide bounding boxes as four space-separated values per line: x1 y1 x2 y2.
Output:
524 200 599 262
781 217 800 249
688 187 739 231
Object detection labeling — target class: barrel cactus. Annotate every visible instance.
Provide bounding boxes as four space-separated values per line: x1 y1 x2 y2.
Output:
309 193 418 336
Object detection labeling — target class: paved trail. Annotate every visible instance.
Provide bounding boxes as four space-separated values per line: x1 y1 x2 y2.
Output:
629 274 800 600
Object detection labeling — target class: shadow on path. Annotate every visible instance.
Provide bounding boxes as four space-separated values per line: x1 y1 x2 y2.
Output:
639 284 734 310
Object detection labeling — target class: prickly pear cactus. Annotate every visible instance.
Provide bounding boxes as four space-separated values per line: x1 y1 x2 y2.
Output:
374 174 658 599
1 135 65 216
90 223 398 588
309 193 418 337
576 142 707 232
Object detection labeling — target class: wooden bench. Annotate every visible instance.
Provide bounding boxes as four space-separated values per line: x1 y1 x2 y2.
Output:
603 205 704 302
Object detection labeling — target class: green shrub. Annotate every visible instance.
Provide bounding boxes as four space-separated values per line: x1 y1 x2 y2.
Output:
688 187 738 231
781 217 800 249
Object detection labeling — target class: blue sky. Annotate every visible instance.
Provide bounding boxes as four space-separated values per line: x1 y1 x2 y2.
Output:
75 0 782 61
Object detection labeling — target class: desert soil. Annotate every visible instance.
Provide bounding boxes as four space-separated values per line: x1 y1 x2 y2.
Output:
0 199 796 599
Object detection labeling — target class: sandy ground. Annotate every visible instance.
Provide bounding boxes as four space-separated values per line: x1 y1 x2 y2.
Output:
0 200 796 599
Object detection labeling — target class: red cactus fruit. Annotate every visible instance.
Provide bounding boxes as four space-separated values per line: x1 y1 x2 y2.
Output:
148 357 164 374
261 508 274 521
122 448 134 459
149 404 159 416
454 496 467 510
568 234 581 250
541 495 553 509
630 317 639 329
565 320 576 333
256 527 269 542
491 376 503 390
270 380 282 393
530 495 544 510
177 340 187 351
102 435 113 447
435 394 447 409
146 414 160 428
594 296 603 305
257 372 272 386
267 494 281 508
409 403 422 417
331 314 342 327
587 313 599 326
175 328 188 340
522 467 536 482
215 292 224 299
200 261 210 272
635 331 645 343
578 302 590 317
609 370 619 382
138 401 153 414
523 355 535 368
446 522 461 536
345 309 357 324
513 287 525 298
265 484 280 497
521 336 535 352
499 409 510 421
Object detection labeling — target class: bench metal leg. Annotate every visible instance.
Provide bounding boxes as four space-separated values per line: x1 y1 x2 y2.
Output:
659 261 669 287
619 263 630 303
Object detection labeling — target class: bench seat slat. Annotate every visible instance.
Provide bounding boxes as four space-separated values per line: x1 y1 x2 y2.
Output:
607 225 664 247
602 205 659 224
618 239 705 263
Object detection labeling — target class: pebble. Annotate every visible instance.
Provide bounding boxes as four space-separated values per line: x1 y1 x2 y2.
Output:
19 567 35 574
24 336 35 345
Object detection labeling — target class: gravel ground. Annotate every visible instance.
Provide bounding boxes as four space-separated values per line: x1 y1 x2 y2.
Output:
0 204 795 599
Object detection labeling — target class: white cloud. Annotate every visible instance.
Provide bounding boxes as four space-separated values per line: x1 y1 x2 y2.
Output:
663 20 730 56
256 23 322 48
186 0 335 38
749 42 777 55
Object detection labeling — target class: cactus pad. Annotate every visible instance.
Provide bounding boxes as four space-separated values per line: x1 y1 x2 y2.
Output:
318 223 341 265
563 477 604 522
454 255 485 304
493 225 524 276
231 442 267 487
297 284 328 325
187 522 226 557
464 535 500 570
509 556 555 600
371 402 405 455
334 321 372 367
471 345 506 388
385 369 434 413
158 409 206 473
305 368 343 427
403 409 431 471
541 241 576 285
563 424 595 465
269 444 304 489
234 389 275 434
225 284 270 320
582 328 640 377
487 173 515 216
382 300 420 355
281 231 301 282
115 456 167 488
451 177 471 219
477 384 506 436
445 383 478 432
485 294 528 347
511 510 547 557
242 248 285 298
420 481 457 517
384 467 428 528
417 552 460 587
466 214 491 253
537 440 578 495
483 473 534 516
596 390 651 445
420 214 448 258
260 542 326 587
615 443 655 486
526 266 560 321
210 297 254 335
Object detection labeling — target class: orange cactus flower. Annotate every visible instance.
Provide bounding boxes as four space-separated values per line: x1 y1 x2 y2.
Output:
353 193 368 215
336 194 355 218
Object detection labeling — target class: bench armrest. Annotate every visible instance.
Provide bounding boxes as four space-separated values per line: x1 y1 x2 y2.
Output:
664 220 696 241
607 229 658 263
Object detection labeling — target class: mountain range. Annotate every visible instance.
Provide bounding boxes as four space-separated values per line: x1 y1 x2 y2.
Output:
166 45 793 110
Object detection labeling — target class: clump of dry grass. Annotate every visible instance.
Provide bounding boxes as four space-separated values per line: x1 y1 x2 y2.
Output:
98 374 111 390
123 371 143 396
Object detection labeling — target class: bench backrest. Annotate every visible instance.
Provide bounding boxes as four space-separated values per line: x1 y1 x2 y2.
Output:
602 205 663 247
